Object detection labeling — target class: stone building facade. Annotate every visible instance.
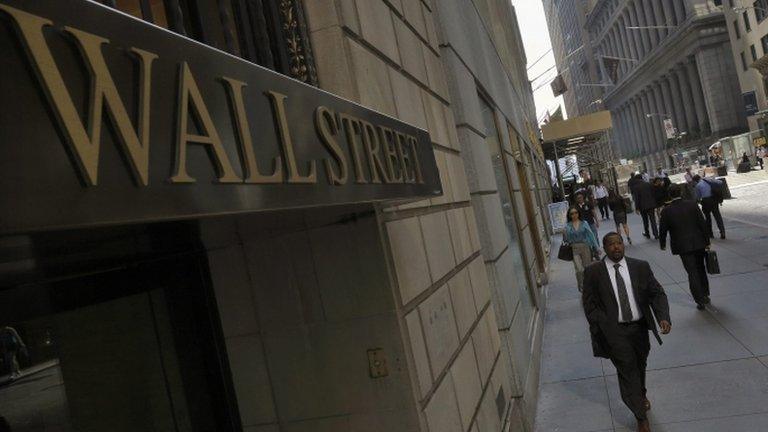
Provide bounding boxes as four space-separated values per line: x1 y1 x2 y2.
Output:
585 0 747 172
543 0 602 117
723 0 768 135
0 1 551 432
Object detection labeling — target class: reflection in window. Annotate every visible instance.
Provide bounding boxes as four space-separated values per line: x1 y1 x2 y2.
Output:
0 258 226 432
478 95 533 305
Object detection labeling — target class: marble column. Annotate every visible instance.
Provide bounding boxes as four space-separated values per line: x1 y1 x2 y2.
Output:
662 0 677 29
675 65 699 135
626 2 644 59
623 104 637 156
639 93 654 155
647 88 665 150
685 59 710 136
673 0 686 25
642 0 660 48
616 25 629 75
667 72 690 135
652 0 668 40
660 77 679 137
631 98 646 156
622 12 638 65
652 82 668 150
628 101 642 156
633 0 652 55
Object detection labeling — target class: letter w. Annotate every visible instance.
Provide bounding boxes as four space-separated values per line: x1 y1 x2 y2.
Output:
1 5 157 186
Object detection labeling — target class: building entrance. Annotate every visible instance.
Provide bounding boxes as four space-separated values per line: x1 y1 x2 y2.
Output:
0 233 236 432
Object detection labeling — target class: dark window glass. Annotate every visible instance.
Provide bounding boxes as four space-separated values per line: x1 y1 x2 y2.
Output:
756 0 768 22
742 51 749 70
762 34 768 54
734 19 741 39
744 11 752 31
752 44 758 61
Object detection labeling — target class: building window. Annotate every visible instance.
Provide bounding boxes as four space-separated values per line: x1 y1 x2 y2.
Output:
756 0 768 23
744 11 752 32
734 20 741 39
478 95 536 307
106 0 318 85
742 51 749 70
713 0 722 6
752 44 759 61
762 34 768 55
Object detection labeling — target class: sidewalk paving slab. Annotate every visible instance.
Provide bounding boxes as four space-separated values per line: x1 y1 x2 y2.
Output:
534 193 768 432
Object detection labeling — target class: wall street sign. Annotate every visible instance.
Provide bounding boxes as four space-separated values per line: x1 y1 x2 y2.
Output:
0 0 441 234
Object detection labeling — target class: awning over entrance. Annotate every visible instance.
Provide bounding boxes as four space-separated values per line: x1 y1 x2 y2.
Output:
540 110 617 196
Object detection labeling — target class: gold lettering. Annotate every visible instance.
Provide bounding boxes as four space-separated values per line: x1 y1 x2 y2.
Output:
265 91 316 184
396 132 414 183
408 136 425 184
171 62 241 183
378 126 403 183
360 121 390 184
0 5 157 186
314 107 348 185
221 77 282 183
338 113 367 184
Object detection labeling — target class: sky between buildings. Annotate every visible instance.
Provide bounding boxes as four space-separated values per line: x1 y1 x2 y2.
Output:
511 0 566 124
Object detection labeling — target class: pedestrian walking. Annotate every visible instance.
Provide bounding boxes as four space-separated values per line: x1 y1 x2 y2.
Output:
582 233 671 432
564 207 600 291
594 180 610 220
659 184 712 310
692 175 726 239
633 174 659 239
574 192 600 240
608 189 632 244
757 146 765 170
652 177 668 220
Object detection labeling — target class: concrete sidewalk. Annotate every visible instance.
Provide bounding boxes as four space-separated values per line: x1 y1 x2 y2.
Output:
534 203 768 431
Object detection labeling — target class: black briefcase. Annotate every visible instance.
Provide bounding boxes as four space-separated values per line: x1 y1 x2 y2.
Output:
706 250 720 274
558 243 573 261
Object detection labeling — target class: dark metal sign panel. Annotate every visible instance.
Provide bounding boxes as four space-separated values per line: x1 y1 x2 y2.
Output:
0 0 440 234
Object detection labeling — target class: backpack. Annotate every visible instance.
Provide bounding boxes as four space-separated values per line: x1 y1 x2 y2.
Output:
704 178 724 204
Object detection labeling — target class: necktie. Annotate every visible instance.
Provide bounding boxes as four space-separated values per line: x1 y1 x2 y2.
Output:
614 263 633 322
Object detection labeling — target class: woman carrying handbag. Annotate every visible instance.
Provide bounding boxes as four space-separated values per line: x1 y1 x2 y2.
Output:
563 206 601 291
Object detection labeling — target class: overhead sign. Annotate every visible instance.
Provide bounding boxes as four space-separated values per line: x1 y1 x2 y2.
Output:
0 0 441 234
743 91 759 116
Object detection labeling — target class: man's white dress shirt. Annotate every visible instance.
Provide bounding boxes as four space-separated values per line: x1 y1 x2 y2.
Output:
605 258 643 322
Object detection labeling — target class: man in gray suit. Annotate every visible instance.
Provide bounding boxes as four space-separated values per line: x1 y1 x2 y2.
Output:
582 232 671 432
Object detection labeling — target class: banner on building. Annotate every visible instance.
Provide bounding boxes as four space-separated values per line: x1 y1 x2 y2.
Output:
663 118 676 139
551 74 568 97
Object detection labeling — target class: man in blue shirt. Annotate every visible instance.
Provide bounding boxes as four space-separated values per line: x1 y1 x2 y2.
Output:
692 175 725 239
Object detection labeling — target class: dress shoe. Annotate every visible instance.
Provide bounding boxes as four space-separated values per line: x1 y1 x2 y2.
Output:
642 232 650 238
637 419 651 432
703 296 711 305
696 303 706 310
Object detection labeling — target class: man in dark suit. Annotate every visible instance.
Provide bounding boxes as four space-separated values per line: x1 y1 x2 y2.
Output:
582 232 671 432
632 174 658 239
659 184 711 309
